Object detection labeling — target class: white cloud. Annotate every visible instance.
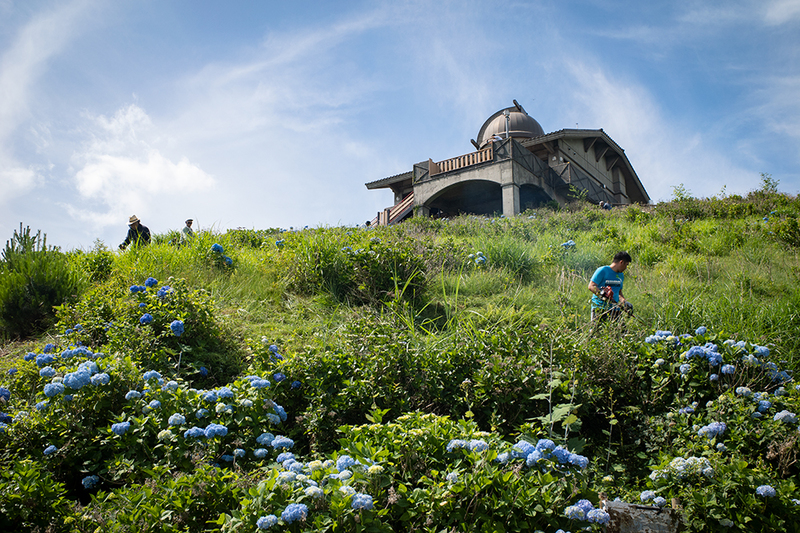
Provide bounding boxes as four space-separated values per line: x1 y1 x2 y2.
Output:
0 0 95 208
68 104 215 230
764 0 800 25
563 61 755 202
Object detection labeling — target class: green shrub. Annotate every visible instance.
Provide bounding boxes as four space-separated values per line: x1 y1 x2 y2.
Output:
0 224 83 339
0 459 76 533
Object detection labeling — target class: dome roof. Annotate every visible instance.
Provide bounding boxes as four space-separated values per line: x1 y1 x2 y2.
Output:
476 105 544 148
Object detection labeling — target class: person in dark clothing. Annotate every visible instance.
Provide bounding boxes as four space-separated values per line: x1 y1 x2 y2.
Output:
119 215 151 249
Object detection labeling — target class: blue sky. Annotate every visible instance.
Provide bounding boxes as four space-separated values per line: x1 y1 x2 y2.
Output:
1 0 799 250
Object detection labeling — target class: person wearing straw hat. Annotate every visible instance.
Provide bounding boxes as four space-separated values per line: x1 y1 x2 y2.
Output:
119 215 151 249
181 219 194 243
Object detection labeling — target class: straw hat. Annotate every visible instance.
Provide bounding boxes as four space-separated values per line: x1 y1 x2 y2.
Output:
129 215 140 224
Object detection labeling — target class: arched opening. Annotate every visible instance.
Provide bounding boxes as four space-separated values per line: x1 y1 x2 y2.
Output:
520 183 554 211
427 180 502 217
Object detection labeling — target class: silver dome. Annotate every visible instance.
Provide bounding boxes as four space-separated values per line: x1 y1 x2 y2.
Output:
476 105 544 148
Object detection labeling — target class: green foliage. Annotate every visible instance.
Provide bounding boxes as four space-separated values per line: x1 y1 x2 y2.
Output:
3 193 800 532
0 224 84 339
285 230 426 305
55 276 244 383
0 459 75 533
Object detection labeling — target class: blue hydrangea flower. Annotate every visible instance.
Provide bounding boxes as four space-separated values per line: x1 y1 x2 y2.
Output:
758 400 772 412
64 369 91 390
525 450 542 466
124 390 142 401
679 363 691 375
266 413 280 424
252 379 270 389
587 508 610 525
273 372 286 382
446 472 459 483
774 410 798 424
44 343 55 353
233 448 245 458
337 455 356 471
256 515 278 529
156 286 172 298
91 373 110 386
204 423 228 439
170 320 184 336
640 490 656 502
695 326 707 336
653 496 667 507
552 446 571 463
35 353 55 367
721 364 735 374
43 382 65 397
277 452 295 463
274 404 287 421
446 439 467 452
217 387 234 398
195 408 209 419
143 370 162 382
199 366 208 376
184 426 205 439
564 505 585 520
82 475 100 489
281 503 308 523
144 277 158 288
148 400 161 410
468 439 489 452
202 390 218 402
254 448 268 459
111 421 131 435
257 432 275 445
168 413 186 426
39 366 56 378
291 380 302 389
211 243 224 253
8 368 17 375
735 387 751 397
698 422 726 439
223 256 233 266
569 453 589 469
709 373 719 381
44 445 58 455
756 485 776 497
272 435 294 449
139 313 153 325
535 439 555 452
352 493 374 510
305 486 324 499
220 454 234 462
24 352 36 362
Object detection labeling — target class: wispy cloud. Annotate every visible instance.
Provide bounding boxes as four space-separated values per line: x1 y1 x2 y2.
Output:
563 61 756 201
67 104 215 231
763 0 800 25
0 0 95 205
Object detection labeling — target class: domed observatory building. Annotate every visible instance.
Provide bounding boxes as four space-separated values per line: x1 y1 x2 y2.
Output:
366 101 650 225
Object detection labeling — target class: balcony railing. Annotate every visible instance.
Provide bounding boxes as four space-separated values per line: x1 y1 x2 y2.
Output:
430 145 493 175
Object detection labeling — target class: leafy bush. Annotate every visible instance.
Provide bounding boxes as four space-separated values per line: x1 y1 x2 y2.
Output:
55 276 244 383
0 224 83 339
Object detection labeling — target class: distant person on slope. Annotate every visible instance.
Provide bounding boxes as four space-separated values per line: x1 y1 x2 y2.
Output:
181 219 194 243
119 215 151 250
588 251 632 322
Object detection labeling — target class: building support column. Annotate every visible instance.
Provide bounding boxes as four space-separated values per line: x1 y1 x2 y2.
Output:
415 204 430 218
502 183 520 217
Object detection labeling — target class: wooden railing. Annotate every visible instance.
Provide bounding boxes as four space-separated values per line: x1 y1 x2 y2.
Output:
430 145 493 175
388 192 414 224
372 192 415 226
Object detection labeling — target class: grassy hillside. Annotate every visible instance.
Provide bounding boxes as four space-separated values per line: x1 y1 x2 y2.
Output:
2 186 800 532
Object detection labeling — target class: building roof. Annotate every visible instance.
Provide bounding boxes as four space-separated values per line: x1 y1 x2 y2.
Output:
521 129 650 203
365 170 412 190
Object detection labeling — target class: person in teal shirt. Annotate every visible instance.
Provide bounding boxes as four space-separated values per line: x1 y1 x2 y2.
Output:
588 251 632 322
